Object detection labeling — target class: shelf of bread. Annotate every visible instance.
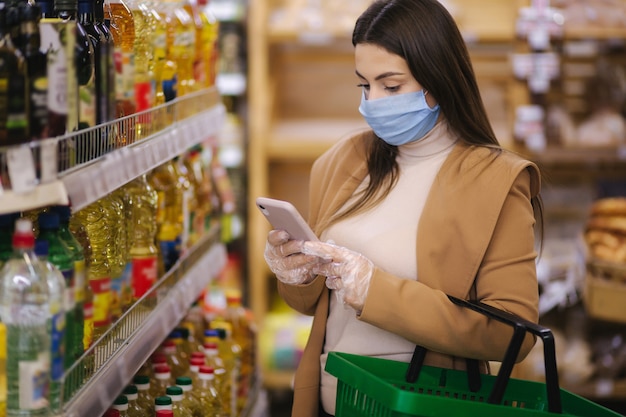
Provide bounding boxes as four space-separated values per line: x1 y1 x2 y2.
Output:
58 227 227 417
0 88 225 215
266 118 368 161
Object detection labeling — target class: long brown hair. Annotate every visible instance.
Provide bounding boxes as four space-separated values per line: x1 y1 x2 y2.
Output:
333 0 543 244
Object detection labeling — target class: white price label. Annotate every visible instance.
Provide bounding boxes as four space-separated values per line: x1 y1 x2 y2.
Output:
7 146 37 193
40 140 58 183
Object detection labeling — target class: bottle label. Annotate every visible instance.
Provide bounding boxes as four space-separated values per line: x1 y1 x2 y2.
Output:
83 300 94 349
89 277 111 327
114 46 124 100
122 52 135 101
74 260 86 304
49 312 65 381
18 353 49 410
120 261 132 309
159 239 180 272
135 80 152 113
78 82 97 129
109 272 124 320
131 255 157 299
62 268 76 311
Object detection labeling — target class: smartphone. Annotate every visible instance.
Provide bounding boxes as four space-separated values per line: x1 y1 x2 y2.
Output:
255 197 319 241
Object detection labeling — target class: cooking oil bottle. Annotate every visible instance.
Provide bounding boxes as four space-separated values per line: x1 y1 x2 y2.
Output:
184 147 212 244
101 191 127 322
124 174 159 304
182 0 205 88
159 0 196 98
73 200 112 344
148 161 183 274
107 0 136 125
124 0 155 140
171 156 195 254
196 0 219 88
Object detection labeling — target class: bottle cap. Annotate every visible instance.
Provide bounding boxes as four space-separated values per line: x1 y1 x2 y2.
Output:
155 396 172 406
154 364 171 376
34 240 49 257
190 357 205 367
52 205 72 223
175 376 192 386
113 395 128 405
123 385 138 395
203 329 219 338
12 219 34 249
133 375 150 385
39 212 60 229
165 386 183 396
191 351 205 359
103 409 120 417
199 365 214 374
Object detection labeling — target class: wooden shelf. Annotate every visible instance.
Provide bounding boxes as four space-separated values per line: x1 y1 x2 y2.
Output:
563 26 626 41
267 118 368 161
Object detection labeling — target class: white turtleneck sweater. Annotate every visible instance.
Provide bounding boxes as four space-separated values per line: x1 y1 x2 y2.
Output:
319 121 458 414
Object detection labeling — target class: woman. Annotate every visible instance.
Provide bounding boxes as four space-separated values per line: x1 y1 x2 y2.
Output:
264 1 543 416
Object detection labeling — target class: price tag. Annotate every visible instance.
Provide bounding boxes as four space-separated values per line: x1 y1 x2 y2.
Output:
40 140 58 184
7 146 37 193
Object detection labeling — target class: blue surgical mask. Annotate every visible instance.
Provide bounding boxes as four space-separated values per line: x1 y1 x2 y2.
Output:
359 89 441 146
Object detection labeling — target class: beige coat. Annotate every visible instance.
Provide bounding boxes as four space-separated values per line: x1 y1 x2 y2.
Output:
277 131 541 417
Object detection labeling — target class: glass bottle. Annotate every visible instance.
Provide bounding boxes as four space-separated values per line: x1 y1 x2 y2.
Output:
33 239 66 414
0 218 50 417
55 0 97 134
0 2 28 146
19 1 48 140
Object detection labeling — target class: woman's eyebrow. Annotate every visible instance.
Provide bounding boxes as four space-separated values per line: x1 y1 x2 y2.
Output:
355 69 405 81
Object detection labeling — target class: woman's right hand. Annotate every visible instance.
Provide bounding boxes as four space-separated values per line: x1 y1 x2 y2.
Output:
264 229 330 285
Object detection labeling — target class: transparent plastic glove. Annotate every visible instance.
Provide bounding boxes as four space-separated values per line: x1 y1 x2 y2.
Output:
264 229 330 285
303 240 374 313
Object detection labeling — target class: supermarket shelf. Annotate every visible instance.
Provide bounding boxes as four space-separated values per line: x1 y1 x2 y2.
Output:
520 146 626 180
0 87 226 214
563 26 626 40
267 118 368 161
59 227 228 417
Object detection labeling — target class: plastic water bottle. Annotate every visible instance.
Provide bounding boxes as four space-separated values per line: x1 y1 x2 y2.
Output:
0 218 51 416
33 240 66 413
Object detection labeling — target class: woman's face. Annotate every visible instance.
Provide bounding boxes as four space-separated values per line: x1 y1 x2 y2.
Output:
355 43 437 108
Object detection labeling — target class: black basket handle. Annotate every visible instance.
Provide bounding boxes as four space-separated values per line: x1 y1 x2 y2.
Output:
405 295 562 414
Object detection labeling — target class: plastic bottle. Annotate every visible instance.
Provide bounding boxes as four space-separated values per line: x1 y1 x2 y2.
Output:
206 325 240 416
174 327 194 361
122 384 144 417
0 218 50 416
202 341 228 415
159 0 195 97
148 161 183 274
196 0 219 87
36 212 76 380
154 396 173 414
175 376 203 417
132 374 155 415
52 205 86 366
100 192 127 322
73 200 112 344
221 290 254 398
151 364 173 399
165 385 192 417
111 395 130 416
33 240 66 414
161 338 186 380
172 156 196 254
195 365 222 416
184 147 212 242
107 0 136 121
124 175 159 304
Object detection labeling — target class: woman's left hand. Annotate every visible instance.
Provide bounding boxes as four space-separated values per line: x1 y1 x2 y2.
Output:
303 240 374 313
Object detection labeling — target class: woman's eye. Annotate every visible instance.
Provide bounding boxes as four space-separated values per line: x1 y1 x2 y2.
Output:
384 85 400 93
356 83 370 90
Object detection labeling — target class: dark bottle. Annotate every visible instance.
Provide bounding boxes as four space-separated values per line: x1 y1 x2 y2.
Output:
0 2 28 146
55 0 96 136
94 0 115 123
19 1 48 140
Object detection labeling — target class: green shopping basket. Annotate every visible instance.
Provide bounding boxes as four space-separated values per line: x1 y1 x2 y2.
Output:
325 295 624 417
